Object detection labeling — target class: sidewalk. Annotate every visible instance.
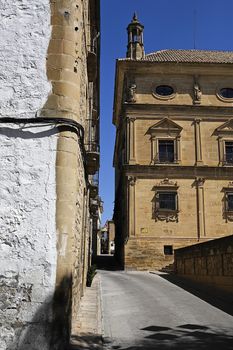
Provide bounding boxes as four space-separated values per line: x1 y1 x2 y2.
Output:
70 274 103 350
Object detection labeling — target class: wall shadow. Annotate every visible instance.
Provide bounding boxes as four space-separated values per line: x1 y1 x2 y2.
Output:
109 323 233 350
70 334 103 350
8 276 73 350
157 273 233 317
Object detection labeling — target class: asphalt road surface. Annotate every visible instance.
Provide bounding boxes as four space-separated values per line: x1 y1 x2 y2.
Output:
99 270 233 350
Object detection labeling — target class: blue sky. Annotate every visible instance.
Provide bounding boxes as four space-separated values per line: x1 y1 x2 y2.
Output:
99 0 233 224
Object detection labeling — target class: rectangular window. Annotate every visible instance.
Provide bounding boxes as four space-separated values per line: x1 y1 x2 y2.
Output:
164 245 173 255
158 140 175 163
158 192 177 211
227 193 233 211
225 141 233 164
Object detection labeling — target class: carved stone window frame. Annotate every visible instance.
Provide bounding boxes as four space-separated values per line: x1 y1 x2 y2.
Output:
147 118 182 165
153 179 179 222
223 182 233 222
152 84 177 100
215 120 233 166
216 87 233 103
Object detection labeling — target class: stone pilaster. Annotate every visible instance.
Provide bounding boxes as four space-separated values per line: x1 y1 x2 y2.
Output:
128 176 137 237
126 117 136 164
196 177 206 239
194 119 203 165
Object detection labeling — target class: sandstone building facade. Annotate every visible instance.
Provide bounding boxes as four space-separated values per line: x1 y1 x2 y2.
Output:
113 15 233 271
0 0 100 349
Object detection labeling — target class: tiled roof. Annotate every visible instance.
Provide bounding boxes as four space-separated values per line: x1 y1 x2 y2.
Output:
143 49 233 64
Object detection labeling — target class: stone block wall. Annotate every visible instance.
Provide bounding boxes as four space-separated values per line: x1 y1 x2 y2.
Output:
175 235 233 293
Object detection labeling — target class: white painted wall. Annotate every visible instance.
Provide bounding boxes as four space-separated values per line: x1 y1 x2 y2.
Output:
0 0 51 119
0 1 58 349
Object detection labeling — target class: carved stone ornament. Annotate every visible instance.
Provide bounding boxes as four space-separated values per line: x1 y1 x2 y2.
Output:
193 77 202 105
155 210 179 223
225 212 233 222
155 178 178 188
128 176 137 186
195 177 205 187
126 83 136 103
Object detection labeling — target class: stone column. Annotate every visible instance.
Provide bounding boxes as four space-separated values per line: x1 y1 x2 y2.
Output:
196 177 206 239
194 119 203 165
126 117 136 164
128 176 136 237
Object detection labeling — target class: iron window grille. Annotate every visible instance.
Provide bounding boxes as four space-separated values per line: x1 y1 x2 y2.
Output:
223 141 233 165
226 192 233 212
155 140 177 163
156 192 178 212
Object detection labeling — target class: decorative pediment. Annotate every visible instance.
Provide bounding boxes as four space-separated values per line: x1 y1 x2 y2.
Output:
215 119 233 134
147 118 182 135
153 178 179 190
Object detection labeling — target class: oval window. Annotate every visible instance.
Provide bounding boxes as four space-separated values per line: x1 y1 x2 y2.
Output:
155 85 174 96
220 88 233 99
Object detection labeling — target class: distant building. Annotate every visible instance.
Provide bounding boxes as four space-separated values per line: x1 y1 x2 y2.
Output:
113 14 233 271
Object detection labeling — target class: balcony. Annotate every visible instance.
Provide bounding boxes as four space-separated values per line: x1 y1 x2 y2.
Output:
90 198 99 216
85 142 100 175
89 174 99 199
90 196 103 218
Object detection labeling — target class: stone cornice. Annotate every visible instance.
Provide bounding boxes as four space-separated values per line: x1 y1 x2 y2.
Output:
122 164 233 179
123 103 233 119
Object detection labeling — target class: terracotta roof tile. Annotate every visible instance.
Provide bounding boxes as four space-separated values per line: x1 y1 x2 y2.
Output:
144 49 233 63
119 49 233 64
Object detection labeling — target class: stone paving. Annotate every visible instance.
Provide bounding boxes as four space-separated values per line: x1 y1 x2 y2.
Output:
70 274 103 349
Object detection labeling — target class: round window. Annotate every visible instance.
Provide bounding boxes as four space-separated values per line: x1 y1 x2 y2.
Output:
155 85 174 96
219 88 233 99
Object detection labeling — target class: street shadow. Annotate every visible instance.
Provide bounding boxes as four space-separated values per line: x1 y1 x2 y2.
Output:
94 255 124 271
157 273 233 317
70 334 103 350
104 323 233 350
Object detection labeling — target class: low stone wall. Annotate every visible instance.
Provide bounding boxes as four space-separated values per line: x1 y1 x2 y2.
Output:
124 237 204 271
175 235 233 293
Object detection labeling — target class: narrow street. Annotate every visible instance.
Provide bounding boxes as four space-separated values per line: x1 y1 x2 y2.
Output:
100 269 233 350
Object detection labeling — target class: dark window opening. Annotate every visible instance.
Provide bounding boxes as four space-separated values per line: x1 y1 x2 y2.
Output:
155 85 174 96
220 88 233 99
158 140 175 163
225 141 233 164
227 193 233 211
158 192 176 211
164 245 173 255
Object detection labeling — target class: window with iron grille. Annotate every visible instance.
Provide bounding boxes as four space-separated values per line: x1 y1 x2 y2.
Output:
226 193 233 211
158 140 175 163
225 141 233 164
157 192 177 211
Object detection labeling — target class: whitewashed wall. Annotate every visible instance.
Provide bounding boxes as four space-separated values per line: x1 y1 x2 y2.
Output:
0 1 58 349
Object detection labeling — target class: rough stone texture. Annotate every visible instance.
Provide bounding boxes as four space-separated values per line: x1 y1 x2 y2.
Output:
0 0 100 348
175 235 233 293
0 0 58 348
0 0 51 119
0 125 58 350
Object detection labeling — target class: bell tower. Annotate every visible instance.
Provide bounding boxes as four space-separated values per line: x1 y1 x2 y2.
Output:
126 13 145 60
